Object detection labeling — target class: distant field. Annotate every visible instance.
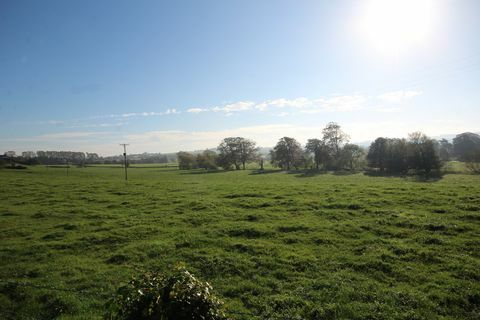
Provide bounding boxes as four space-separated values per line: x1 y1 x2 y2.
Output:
0 166 479 319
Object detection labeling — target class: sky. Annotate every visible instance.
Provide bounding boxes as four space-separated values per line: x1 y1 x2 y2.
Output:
1 0 479 156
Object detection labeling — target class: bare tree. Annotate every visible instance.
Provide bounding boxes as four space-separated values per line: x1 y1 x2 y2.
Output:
322 122 350 159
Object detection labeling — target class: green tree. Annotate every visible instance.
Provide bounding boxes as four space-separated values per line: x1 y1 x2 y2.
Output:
339 144 365 171
367 137 389 172
438 138 453 162
453 132 480 162
407 132 441 175
305 138 330 170
385 138 408 174
196 150 218 170
271 137 303 170
217 137 258 170
237 138 258 169
177 152 197 170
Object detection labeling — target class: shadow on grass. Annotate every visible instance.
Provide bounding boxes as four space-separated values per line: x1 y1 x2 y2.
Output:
332 170 360 176
249 169 283 175
364 170 443 182
295 169 329 178
179 169 226 175
130 166 179 170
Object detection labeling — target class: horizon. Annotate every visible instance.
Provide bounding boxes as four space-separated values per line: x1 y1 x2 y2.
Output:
2 129 479 158
1 0 479 156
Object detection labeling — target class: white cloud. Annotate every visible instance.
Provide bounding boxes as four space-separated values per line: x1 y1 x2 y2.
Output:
212 101 255 113
187 108 209 113
255 97 311 111
121 113 137 118
189 95 368 115
93 109 180 120
165 108 180 115
377 90 422 104
68 122 126 128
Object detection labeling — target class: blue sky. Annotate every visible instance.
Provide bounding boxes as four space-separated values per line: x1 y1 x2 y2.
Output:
1 0 479 155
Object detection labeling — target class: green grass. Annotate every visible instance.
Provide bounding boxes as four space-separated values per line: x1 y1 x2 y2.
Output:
0 165 479 319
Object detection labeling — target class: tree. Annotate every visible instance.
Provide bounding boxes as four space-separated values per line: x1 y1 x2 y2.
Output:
196 150 218 170
237 138 258 169
177 152 197 170
339 144 365 171
217 137 240 169
305 138 330 170
322 122 350 159
367 137 389 172
453 132 480 162
368 135 440 175
437 139 453 162
465 149 480 173
217 137 258 170
385 138 408 174
270 137 303 170
407 132 441 175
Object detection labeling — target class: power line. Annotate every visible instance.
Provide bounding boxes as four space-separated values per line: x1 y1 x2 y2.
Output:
119 143 129 181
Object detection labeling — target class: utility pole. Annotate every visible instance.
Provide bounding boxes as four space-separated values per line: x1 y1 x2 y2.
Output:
120 143 129 181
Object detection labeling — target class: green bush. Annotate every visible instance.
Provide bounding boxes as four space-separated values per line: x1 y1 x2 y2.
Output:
106 266 228 320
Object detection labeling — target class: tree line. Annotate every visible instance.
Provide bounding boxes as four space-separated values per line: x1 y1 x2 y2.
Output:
177 123 480 175
1 151 174 165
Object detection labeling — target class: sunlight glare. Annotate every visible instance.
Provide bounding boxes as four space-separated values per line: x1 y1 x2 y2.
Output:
360 0 435 56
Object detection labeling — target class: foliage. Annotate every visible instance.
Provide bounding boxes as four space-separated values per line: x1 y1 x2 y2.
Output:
302 122 350 170
339 144 365 171
407 132 441 175
177 152 197 170
453 132 480 162
106 266 227 320
322 122 350 161
217 137 258 170
270 137 303 170
367 133 441 175
367 137 389 172
465 149 480 174
437 138 453 162
196 151 218 170
305 138 330 170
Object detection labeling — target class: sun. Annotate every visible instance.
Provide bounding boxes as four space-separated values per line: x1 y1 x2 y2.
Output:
359 0 435 56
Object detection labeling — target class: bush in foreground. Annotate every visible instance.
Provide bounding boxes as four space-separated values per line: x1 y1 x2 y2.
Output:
106 266 228 320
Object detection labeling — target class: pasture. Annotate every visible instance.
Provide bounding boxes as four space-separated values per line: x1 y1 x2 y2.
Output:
0 165 479 319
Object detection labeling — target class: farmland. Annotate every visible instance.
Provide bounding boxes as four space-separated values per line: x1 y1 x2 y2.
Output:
0 165 479 319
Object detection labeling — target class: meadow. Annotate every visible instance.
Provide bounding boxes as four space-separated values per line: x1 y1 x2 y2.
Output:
0 165 479 319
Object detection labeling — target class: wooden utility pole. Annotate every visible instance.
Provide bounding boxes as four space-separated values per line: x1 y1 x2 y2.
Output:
120 144 129 181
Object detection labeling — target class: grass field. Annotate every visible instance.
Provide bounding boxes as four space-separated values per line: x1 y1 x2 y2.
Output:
0 165 479 319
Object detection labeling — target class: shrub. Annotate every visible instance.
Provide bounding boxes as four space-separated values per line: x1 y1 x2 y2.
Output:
106 266 228 320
